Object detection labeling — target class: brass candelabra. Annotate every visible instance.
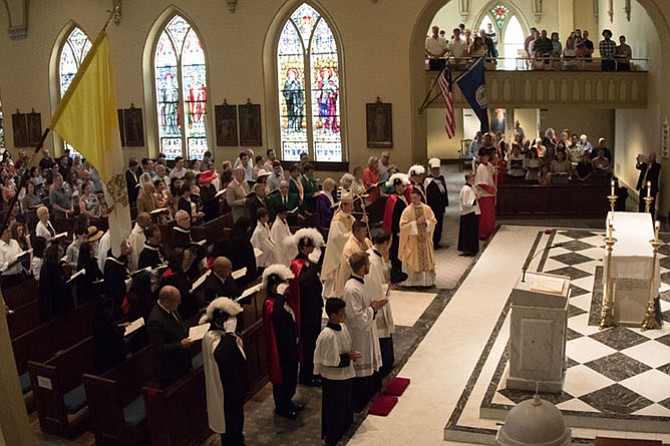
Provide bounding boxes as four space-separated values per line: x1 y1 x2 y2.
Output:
641 226 663 331
643 196 655 214
600 224 617 329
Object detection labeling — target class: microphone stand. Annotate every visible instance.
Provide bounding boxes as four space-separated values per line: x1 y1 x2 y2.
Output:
521 242 562 283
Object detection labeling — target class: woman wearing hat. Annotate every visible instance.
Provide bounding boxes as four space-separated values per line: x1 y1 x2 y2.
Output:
262 264 303 419
202 297 247 446
198 170 220 222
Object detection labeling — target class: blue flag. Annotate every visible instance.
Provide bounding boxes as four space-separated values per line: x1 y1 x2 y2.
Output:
456 57 489 133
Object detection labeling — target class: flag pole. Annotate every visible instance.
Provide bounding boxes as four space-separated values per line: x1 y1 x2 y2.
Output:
418 63 448 114
102 4 121 32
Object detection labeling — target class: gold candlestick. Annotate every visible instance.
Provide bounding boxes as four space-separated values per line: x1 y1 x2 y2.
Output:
600 225 618 329
641 231 663 331
643 196 655 214
607 195 617 213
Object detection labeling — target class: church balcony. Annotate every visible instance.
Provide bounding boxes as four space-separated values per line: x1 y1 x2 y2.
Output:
424 57 649 109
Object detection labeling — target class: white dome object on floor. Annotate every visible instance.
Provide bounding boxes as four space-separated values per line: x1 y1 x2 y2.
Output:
496 394 571 446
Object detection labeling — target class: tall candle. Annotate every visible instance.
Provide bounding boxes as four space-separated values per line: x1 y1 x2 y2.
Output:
611 180 615 196
647 181 651 198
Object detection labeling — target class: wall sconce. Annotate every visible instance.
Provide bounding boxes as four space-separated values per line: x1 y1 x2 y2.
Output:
532 0 543 23
608 0 614 23
624 0 631 21
226 0 238 12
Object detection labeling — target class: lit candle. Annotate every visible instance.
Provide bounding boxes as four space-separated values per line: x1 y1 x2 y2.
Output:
647 181 651 198
611 180 615 196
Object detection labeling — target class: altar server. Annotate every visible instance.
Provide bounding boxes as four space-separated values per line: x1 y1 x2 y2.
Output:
314 298 361 446
343 251 387 412
250 208 276 268
334 220 372 298
321 194 355 297
457 172 481 256
475 149 497 239
269 207 295 267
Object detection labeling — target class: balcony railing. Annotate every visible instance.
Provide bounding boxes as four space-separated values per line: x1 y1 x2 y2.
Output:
425 57 650 72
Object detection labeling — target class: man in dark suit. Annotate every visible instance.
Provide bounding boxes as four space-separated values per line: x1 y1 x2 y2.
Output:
267 180 300 224
203 256 240 302
636 152 661 217
125 158 140 206
246 182 268 228
147 285 193 386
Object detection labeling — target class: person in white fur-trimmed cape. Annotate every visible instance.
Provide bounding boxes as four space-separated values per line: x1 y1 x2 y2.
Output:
201 297 247 446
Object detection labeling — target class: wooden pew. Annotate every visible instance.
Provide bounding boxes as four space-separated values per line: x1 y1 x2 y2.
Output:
11 300 95 399
191 212 234 245
7 298 40 339
82 346 154 446
27 337 96 437
2 279 38 309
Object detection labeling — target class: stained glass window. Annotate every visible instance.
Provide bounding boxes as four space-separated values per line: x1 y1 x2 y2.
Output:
278 3 343 162
490 4 510 30
154 15 208 160
58 27 92 157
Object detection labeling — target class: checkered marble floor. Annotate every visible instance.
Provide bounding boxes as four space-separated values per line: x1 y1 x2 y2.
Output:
482 229 670 434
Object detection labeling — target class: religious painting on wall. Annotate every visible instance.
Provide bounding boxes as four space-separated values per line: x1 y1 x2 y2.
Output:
122 105 145 147
238 101 262 146
366 99 393 148
215 101 238 146
11 110 27 148
490 108 506 134
27 109 42 147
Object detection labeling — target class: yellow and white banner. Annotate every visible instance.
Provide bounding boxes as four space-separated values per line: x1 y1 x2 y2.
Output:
50 30 131 257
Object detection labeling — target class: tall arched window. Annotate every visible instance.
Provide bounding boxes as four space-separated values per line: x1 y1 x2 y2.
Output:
58 26 92 156
153 15 208 160
477 4 526 70
277 3 343 162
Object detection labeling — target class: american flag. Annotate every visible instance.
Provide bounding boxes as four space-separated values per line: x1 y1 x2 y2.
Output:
436 65 455 139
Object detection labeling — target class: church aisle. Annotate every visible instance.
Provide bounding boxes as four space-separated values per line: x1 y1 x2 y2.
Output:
347 225 540 446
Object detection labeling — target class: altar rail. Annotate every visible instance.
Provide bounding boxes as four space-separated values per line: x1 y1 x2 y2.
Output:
496 181 611 218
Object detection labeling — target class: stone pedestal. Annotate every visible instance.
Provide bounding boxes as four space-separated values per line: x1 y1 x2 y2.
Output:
506 273 570 394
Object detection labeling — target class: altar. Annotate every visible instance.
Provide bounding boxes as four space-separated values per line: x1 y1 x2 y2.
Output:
605 212 660 324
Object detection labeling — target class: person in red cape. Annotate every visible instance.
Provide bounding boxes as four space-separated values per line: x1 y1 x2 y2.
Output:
382 173 410 283
289 228 325 387
262 264 304 419
475 149 497 239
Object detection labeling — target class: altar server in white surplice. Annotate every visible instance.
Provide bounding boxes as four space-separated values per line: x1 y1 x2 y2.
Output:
342 251 387 412
250 208 276 268
365 232 395 377
269 208 294 267
321 194 355 297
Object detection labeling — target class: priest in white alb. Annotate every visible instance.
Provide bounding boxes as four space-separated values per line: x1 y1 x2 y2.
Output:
321 194 355 297
333 220 372 298
398 188 438 287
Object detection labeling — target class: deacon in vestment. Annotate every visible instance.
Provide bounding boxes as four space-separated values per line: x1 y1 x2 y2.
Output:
314 298 361 446
269 208 295 267
382 173 410 283
333 220 372 298
201 297 246 446
261 265 304 419
399 188 437 287
458 172 481 256
250 208 276 269
475 149 497 240
321 194 355 297
289 228 325 386
343 251 387 412
424 158 449 249
365 232 395 377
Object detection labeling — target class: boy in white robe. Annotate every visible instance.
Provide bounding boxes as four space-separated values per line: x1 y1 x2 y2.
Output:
343 251 387 412
269 209 294 266
365 232 395 377
314 298 361 446
250 208 276 268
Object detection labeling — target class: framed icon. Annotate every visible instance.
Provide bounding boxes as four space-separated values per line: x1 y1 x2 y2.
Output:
238 101 262 146
366 98 393 148
215 101 238 146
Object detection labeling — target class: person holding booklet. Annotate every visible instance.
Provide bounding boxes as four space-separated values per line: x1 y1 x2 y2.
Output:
0 224 30 287
147 285 193 386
